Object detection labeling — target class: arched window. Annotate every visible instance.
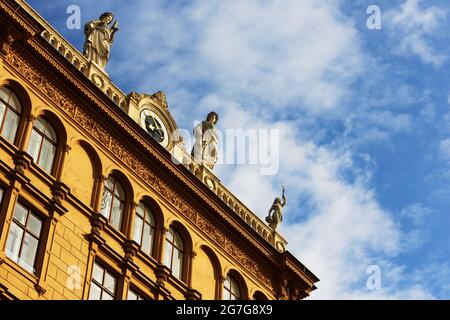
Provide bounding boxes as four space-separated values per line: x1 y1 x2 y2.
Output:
27 117 57 175
223 275 241 300
100 176 125 231
164 227 184 280
0 86 21 144
133 201 155 257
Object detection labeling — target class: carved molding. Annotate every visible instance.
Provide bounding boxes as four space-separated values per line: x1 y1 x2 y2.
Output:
13 150 32 174
150 91 168 109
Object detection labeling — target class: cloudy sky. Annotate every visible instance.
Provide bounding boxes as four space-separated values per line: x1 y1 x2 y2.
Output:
28 0 450 299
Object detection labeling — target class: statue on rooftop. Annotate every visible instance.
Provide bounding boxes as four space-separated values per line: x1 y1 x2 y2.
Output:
266 185 286 230
191 111 219 170
83 12 119 70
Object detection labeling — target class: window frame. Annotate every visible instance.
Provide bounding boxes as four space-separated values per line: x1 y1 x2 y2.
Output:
223 275 241 300
0 86 22 144
28 117 57 175
88 261 118 300
164 227 184 280
127 286 146 300
101 175 125 231
133 201 156 257
4 201 44 275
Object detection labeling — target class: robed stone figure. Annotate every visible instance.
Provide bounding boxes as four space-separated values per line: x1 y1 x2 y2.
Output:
266 186 286 230
83 12 119 69
191 112 219 170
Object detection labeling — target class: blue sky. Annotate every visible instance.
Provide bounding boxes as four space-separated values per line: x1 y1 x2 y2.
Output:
28 0 450 299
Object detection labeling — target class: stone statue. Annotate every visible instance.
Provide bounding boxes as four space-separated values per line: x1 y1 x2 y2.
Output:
83 12 119 70
266 185 286 230
191 112 219 170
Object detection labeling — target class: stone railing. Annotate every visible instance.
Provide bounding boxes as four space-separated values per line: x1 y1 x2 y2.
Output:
185 160 288 252
17 0 129 110
19 0 287 252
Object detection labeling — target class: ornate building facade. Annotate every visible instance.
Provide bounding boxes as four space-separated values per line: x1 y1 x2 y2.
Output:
0 0 318 300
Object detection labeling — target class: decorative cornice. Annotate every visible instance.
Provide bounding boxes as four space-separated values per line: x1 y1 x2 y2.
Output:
0 1 39 37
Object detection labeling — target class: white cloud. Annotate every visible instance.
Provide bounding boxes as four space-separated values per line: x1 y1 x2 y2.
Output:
386 0 447 67
213 103 432 299
400 203 433 226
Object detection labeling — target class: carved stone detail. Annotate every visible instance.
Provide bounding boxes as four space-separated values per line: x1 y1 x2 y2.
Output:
150 91 168 109
13 150 32 173
34 283 46 296
155 264 171 286
52 181 70 204
123 239 139 262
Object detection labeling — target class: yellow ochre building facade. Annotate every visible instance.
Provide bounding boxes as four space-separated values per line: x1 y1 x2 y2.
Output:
0 0 318 300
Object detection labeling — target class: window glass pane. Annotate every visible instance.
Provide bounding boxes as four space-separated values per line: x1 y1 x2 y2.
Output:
166 228 174 243
8 92 20 112
133 215 143 245
13 202 28 225
105 176 114 190
89 283 102 300
5 222 23 262
142 224 153 256
0 187 3 202
0 87 9 103
172 248 183 279
144 207 154 225
231 279 240 299
103 271 116 294
0 101 6 130
136 203 145 218
163 239 173 269
174 231 183 251
224 276 230 291
114 182 125 200
43 121 56 143
100 190 112 219
102 293 114 301
92 263 104 284
33 118 46 134
27 129 42 162
1 110 19 143
18 233 39 273
38 140 55 174
26 213 42 237
223 289 230 300
127 289 138 300
110 198 123 230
